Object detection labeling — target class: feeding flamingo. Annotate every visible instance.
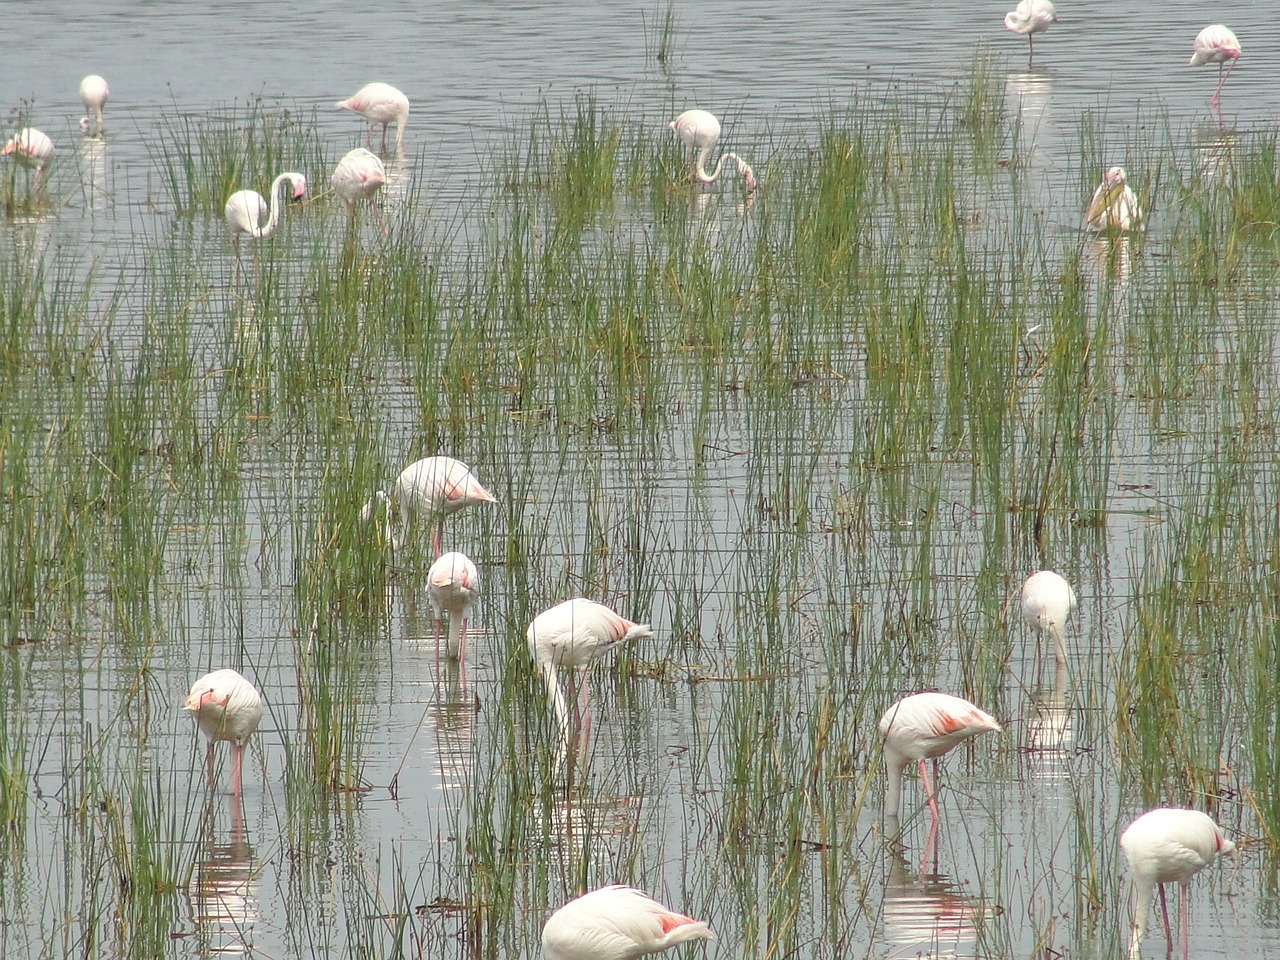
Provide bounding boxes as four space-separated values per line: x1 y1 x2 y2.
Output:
224 171 307 257
361 455 497 556
428 551 480 660
79 74 109 137
331 147 388 236
1120 807 1236 960
541 885 713 960
879 692 1002 823
669 109 757 194
184 669 264 798
1004 0 1058 68
1020 569 1078 664
336 82 409 153
2 128 55 191
1190 25 1241 107
1085 166 1142 233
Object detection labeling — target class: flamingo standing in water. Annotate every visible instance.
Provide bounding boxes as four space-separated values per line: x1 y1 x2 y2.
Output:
1020 569 1078 664
336 82 409 153
541 885 713 960
331 147 388 236
669 109 757 194
1120 807 1236 960
224 171 307 258
79 74 109 137
2 128 55 190
1191 25 1241 107
184 669 264 798
527 598 653 736
879 692 1002 823
1004 0 1058 68
428 551 479 660
1085 166 1142 233
361 455 497 556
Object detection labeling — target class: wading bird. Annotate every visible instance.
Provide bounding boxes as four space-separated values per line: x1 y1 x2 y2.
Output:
669 109 757 194
541 885 713 960
336 82 409 153
79 74 109 137
428 551 479 660
184 669 264 797
360 455 497 556
1190 25 1241 107
331 147 388 236
527 598 652 736
880 692 1002 823
1085 166 1142 232
224 171 307 257
1020 569 1078 664
1004 0 1058 68
2 128 55 190
1120 807 1236 960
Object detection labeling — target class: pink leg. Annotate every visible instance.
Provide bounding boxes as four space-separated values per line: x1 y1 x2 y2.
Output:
231 742 245 798
365 125 374 148
205 742 216 788
1179 882 1190 960
432 524 443 559
372 200 389 237
380 127 388 153
458 620 468 663
1158 884 1174 958
918 759 941 824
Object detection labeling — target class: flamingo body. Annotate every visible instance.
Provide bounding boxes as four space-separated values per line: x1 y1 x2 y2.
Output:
1004 0 1058 67
1020 569 1078 663
336 82 409 152
331 147 388 236
1085 166 1142 233
224 171 307 256
1190 26 1241 106
542 885 713 960
428 551 480 660
184 669 264 796
2 128 55 189
669 109 757 193
80 74 109 136
1120 807 1235 960
879 692 1002 821
361 455 497 554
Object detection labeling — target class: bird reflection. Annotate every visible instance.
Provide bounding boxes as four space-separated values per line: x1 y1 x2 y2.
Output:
77 136 108 212
1022 659 1073 781
1193 127 1238 183
186 798 259 957
535 785 644 875
883 845 988 959
1003 72 1053 163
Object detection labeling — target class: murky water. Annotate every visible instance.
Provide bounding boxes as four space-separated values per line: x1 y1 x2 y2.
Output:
5 2 1280 959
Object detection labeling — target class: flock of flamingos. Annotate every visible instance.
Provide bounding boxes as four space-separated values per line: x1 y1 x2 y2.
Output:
2 7 1248 959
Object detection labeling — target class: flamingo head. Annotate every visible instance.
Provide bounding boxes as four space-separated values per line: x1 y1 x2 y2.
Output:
288 174 308 201
742 167 758 194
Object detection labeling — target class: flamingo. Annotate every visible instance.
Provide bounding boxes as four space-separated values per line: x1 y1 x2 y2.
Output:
360 455 497 556
1085 166 1142 233
184 669 264 798
1120 807 1236 960
1190 25 1241 107
79 74 108 137
669 109 757 194
428 551 480 660
2 128 55 191
336 82 409 153
527 598 653 736
224 171 307 258
331 147 388 236
541 885 713 960
879 692 1002 823
1004 0 1058 68
1020 569 1078 664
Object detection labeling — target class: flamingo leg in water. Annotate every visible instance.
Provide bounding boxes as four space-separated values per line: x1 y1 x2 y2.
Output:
1158 884 1174 958
1179 882 1190 960
917 758 942 824
231 742 246 798
205 742 217 788
432 523 443 559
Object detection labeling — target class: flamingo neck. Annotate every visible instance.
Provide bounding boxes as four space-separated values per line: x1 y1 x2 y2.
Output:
883 755 906 819
541 662 571 741
254 173 295 239
695 146 756 192
1127 876 1156 959
446 614 464 659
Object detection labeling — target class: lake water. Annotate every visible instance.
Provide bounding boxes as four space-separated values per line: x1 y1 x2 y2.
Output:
4 2 1279 959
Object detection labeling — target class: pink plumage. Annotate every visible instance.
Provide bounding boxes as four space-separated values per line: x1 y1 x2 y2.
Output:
184 668 264 797
541 885 714 960
1020 569 1079 663
224 171 308 256
1190 25 1241 106
2 128 55 190
669 109 757 194
361 455 497 555
336 82 409 153
331 147 389 236
428 551 480 660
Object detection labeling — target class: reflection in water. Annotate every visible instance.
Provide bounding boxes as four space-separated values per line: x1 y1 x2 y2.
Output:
883 845 989 959
382 149 411 220
1004 71 1054 169
430 660 478 793
1023 660 1073 783
1193 126 1238 184
536 786 645 876
186 800 259 957
77 135 108 212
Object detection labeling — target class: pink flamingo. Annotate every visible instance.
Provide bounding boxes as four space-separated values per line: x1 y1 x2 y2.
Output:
1085 166 1142 233
1020 569 1079 664
79 74 109 137
1120 807 1236 960
1191 26 1241 106
336 82 409 153
1004 0 1058 68
428 551 479 660
2 128 55 191
880 692 1002 823
331 147 388 236
224 171 307 258
669 109 757 194
361 455 497 556
184 669 264 798
541 885 713 960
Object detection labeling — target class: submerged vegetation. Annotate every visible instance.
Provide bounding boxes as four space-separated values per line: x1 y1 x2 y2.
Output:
3 52 1280 959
